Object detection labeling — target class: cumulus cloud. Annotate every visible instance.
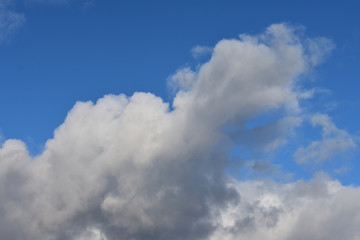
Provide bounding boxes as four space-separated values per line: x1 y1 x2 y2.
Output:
1 23 359 240
294 113 356 164
0 0 26 44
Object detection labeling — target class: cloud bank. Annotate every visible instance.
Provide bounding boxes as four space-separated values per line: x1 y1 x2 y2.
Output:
0 23 359 240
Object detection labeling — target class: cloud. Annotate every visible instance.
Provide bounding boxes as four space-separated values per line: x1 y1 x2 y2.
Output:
1 23 358 240
0 0 26 44
168 67 197 93
212 173 360 240
75 227 108 240
294 113 356 164
191 45 213 58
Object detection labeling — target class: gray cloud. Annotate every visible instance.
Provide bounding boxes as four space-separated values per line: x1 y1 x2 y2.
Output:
1 24 359 240
212 174 360 240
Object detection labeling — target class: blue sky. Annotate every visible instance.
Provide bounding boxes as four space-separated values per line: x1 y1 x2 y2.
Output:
1 1 360 239
2 0 359 181
1 0 359 147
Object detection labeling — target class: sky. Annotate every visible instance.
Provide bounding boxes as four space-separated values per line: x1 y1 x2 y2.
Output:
0 0 360 239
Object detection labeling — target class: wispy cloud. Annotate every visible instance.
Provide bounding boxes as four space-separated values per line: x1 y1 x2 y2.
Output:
0 23 358 240
0 0 25 44
294 113 356 164
191 45 213 58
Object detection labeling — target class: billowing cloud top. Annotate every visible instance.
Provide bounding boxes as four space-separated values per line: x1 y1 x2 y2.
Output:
0 23 359 240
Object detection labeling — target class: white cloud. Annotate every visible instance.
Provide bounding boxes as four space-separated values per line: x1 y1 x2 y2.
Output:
0 23 357 240
191 45 213 58
167 67 197 93
294 113 356 164
75 227 108 240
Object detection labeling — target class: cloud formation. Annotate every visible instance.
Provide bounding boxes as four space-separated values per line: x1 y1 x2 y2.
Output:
0 23 359 240
294 113 356 164
212 173 360 240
